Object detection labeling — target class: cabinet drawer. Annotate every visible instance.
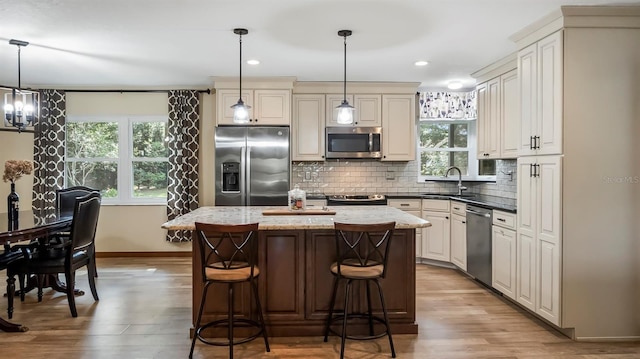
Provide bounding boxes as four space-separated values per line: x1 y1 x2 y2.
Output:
388 199 421 211
450 201 466 216
422 199 450 212
493 210 516 230
306 199 327 208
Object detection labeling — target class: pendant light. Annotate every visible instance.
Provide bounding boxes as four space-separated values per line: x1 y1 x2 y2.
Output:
336 30 354 125
4 39 39 132
231 28 250 124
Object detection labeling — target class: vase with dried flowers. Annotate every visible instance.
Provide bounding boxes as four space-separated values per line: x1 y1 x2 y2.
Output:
3 160 33 230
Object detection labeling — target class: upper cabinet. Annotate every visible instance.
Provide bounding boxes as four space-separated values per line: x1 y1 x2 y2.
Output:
476 68 519 159
325 94 381 127
217 89 291 126
518 30 563 156
292 94 325 161
293 82 419 162
381 94 415 161
213 77 295 126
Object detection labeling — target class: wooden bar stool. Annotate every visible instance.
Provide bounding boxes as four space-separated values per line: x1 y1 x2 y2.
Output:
189 222 269 359
323 221 396 358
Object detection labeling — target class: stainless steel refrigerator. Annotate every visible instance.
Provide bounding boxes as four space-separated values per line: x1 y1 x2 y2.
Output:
215 126 290 206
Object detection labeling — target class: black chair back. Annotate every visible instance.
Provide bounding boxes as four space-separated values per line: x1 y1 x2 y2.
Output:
56 186 99 218
194 222 259 282
333 221 396 278
68 192 102 254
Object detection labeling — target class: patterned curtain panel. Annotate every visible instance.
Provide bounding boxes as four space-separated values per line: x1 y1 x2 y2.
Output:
32 89 66 219
166 90 200 242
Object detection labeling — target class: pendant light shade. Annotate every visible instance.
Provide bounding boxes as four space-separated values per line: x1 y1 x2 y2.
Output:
232 28 251 124
336 30 354 125
4 39 39 132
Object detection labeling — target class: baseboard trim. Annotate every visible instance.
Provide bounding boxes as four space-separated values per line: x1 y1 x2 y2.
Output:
96 252 192 258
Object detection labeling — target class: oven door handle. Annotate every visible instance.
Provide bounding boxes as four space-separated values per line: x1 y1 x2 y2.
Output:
465 209 491 218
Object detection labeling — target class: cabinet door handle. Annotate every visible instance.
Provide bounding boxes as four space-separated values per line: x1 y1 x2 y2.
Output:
453 207 460 210
462 221 466 224
529 164 533 177
497 218 506 222
445 216 449 220
536 164 541 177
530 136 534 150
401 204 410 207
534 135 540 149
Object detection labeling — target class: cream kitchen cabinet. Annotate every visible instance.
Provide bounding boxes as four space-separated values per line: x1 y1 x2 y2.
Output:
325 94 381 127
476 69 519 159
500 69 519 158
381 94 416 161
388 199 422 259
517 155 562 325
449 201 467 271
421 199 450 261
518 30 563 156
217 89 291 126
292 94 325 161
492 210 517 300
477 78 501 159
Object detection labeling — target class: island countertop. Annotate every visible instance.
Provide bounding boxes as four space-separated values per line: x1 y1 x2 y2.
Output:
161 205 430 231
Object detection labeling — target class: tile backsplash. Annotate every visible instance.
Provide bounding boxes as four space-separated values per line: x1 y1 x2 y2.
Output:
292 159 517 200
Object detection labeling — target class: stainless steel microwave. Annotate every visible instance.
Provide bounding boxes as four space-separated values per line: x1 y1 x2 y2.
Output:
325 126 382 159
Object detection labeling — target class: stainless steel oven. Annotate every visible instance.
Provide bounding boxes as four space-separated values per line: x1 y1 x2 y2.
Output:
325 126 382 159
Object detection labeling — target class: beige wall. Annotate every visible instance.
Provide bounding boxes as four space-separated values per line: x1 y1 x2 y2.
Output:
0 131 35 212
3 91 215 253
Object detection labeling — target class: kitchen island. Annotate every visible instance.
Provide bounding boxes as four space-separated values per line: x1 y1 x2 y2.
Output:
161 205 430 337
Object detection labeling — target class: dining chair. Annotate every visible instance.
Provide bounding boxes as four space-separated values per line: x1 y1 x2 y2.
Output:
53 186 100 277
189 222 269 359
6 192 102 318
323 221 397 359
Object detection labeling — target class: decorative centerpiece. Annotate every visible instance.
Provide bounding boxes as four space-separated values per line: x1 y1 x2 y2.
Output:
3 160 33 230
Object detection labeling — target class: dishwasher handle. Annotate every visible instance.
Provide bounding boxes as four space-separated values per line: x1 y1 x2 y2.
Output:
466 208 491 218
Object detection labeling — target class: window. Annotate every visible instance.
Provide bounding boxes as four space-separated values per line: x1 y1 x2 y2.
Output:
65 116 168 204
418 119 495 181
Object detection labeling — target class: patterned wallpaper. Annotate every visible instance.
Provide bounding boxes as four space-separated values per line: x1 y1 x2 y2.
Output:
291 159 517 199
419 91 477 120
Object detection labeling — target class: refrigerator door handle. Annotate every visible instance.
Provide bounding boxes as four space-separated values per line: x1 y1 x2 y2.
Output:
246 146 251 205
240 146 247 206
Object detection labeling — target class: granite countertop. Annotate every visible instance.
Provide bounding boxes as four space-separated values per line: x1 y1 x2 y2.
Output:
161 206 431 231
386 193 516 213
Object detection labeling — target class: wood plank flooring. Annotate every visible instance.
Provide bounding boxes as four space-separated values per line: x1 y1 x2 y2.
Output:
1 257 639 358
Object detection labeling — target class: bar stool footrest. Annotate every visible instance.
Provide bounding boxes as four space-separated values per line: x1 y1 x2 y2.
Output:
195 318 265 347
326 312 390 340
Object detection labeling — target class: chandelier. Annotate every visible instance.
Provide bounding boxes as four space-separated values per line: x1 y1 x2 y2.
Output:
231 28 250 124
4 39 39 132
336 30 354 125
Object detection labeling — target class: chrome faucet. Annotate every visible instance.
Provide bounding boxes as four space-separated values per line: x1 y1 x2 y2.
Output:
445 166 467 196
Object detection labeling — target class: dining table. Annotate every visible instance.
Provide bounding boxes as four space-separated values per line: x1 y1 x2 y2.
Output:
0 209 73 332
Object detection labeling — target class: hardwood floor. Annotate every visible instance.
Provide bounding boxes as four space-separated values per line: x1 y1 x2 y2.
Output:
1 257 639 358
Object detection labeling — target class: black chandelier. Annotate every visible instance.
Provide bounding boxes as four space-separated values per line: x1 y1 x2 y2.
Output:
4 39 39 132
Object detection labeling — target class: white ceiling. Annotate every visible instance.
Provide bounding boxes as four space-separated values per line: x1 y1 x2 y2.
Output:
1 0 638 91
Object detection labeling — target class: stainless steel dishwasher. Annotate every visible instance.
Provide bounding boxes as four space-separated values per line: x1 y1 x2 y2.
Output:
466 204 492 287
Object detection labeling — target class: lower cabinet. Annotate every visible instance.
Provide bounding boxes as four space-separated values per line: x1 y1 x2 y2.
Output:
491 210 517 300
421 200 450 261
450 202 467 270
388 199 422 259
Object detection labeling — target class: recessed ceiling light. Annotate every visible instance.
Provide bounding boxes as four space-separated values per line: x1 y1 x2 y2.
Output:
414 60 429 66
447 81 463 90
247 59 260 65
